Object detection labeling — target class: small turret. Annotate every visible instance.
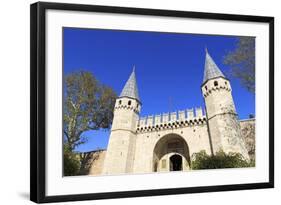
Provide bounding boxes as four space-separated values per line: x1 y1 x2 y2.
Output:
202 49 249 160
111 66 141 131
103 66 141 174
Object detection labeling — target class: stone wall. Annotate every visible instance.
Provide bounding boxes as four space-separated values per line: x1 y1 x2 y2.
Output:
133 122 211 173
80 118 255 176
239 119 255 160
78 150 106 175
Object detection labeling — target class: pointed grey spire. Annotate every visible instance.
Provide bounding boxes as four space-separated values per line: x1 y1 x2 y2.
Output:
203 49 225 83
120 66 140 101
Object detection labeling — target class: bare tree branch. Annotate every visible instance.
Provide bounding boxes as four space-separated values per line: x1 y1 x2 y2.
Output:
223 37 255 93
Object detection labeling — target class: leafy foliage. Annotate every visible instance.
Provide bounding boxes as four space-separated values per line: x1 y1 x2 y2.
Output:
63 144 81 176
191 150 255 170
223 37 255 93
63 71 117 150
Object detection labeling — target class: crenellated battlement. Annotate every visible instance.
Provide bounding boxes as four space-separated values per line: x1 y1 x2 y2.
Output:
136 107 206 133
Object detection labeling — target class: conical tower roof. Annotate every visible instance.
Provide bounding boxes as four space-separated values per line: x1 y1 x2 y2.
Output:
203 48 225 83
120 66 140 101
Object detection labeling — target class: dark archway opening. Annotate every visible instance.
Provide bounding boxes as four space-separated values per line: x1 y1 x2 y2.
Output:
169 154 182 171
154 162 158 172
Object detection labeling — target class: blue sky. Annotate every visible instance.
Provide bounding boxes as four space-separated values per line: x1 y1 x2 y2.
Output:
63 27 255 152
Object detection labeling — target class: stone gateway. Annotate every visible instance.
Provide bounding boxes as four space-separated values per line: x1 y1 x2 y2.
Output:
81 50 255 176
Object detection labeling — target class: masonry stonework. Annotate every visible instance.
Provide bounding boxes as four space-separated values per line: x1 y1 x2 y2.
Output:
82 50 254 175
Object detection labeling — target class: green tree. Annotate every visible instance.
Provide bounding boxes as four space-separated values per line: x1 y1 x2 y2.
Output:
63 144 81 176
191 150 254 170
223 37 255 93
63 71 117 150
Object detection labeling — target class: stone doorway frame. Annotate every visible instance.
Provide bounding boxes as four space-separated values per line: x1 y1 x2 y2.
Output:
152 133 191 172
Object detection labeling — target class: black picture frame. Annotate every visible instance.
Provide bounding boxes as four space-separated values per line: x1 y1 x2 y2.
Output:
30 1 274 203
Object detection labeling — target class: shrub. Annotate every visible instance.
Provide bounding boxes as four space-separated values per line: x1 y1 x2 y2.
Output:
63 145 81 176
191 150 255 170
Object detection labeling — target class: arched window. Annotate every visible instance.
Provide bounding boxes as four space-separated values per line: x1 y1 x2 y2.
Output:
128 100 131 105
119 100 122 105
214 81 218 86
225 81 227 85
205 85 208 90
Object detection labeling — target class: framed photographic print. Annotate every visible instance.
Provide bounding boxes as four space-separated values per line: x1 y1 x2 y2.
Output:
30 1 274 203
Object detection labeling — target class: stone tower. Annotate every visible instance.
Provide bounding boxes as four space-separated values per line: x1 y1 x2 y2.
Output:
102 67 141 174
201 49 249 160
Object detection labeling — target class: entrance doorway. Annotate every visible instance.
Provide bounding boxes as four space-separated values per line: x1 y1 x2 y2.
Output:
169 154 182 171
153 134 190 172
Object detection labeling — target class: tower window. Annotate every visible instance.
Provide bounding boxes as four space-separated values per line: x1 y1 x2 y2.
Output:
128 100 131 105
225 81 227 85
205 86 208 90
214 81 218 86
119 100 122 105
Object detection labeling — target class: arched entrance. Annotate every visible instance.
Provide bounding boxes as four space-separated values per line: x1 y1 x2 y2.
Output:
169 154 182 171
153 134 190 172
